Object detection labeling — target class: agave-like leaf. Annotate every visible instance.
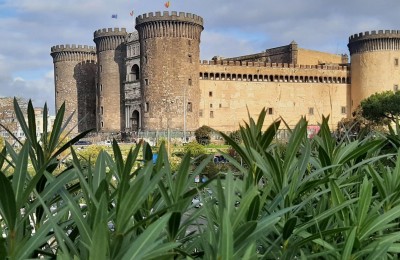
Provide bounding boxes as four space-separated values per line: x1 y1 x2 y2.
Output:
341 226 357 260
119 214 171 260
0 171 16 230
12 141 29 209
219 211 233 260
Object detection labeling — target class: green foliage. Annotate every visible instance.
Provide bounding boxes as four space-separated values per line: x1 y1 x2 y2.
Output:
183 140 206 157
226 129 242 144
0 136 4 151
194 125 213 145
3 102 400 259
361 90 400 124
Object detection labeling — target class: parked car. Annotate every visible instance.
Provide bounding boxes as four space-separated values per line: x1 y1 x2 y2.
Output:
74 140 92 146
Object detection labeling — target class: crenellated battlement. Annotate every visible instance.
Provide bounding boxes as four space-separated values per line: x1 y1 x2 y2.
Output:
199 60 349 71
94 28 127 39
349 30 400 42
51 44 96 53
348 30 400 54
136 11 203 26
135 11 203 40
50 44 96 62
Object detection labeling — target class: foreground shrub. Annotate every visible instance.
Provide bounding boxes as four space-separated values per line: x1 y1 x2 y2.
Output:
2 102 400 259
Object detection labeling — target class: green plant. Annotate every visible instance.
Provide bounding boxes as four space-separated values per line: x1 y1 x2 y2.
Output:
195 125 213 145
361 90 400 124
226 129 242 144
183 140 206 157
3 102 400 259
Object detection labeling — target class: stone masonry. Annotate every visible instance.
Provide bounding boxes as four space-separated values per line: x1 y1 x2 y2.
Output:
51 11 400 134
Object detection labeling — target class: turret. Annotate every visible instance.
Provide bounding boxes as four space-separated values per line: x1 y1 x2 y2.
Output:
348 30 400 110
50 44 97 133
135 11 204 131
93 28 127 132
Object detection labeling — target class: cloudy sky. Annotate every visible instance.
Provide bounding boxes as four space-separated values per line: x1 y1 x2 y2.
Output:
0 0 399 114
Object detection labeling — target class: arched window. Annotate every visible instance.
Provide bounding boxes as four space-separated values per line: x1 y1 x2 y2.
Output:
131 64 140 81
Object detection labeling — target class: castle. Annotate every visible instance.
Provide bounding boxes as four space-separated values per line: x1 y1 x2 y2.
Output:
50 11 400 136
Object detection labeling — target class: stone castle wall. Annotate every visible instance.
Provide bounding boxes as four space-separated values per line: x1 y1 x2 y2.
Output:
94 28 127 132
199 61 350 130
50 45 97 133
297 48 347 65
136 11 203 131
349 30 400 111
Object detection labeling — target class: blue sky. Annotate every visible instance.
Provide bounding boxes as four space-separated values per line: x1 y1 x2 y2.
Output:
0 0 399 114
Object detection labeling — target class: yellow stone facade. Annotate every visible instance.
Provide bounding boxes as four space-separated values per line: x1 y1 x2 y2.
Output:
198 62 349 130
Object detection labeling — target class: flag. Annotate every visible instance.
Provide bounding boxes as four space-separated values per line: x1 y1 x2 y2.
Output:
130 10 134 16
164 1 170 8
111 14 117 19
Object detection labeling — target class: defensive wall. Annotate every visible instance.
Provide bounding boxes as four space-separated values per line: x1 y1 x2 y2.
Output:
297 48 348 65
93 28 127 133
348 30 400 110
198 60 350 131
50 45 97 133
136 11 203 131
222 43 296 64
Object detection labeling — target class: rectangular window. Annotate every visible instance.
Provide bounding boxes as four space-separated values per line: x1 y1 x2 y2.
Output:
267 107 273 115
209 91 213 97
188 78 192 86
341 106 346 114
101 106 104 115
101 121 104 128
309 107 314 115
395 58 399 66
100 84 103 92
145 102 149 112
394 84 399 92
210 111 214 118
219 103 222 108
187 102 192 112
210 103 213 108
188 54 192 63
145 79 149 86
199 109 203 117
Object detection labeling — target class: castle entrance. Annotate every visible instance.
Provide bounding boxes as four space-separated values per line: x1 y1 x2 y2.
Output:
131 110 140 132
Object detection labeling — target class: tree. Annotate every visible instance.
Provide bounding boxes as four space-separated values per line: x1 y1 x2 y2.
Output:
195 125 213 145
361 91 400 124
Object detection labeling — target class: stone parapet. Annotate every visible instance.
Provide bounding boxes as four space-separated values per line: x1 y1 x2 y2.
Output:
200 60 349 71
135 11 203 40
93 28 127 52
348 30 400 54
50 45 96 62
136 11 203 26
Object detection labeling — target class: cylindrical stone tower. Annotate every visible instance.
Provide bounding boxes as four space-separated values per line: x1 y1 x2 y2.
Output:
50 44 97 134
135 11 204 131
348 30 400 111
93 28 127 132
